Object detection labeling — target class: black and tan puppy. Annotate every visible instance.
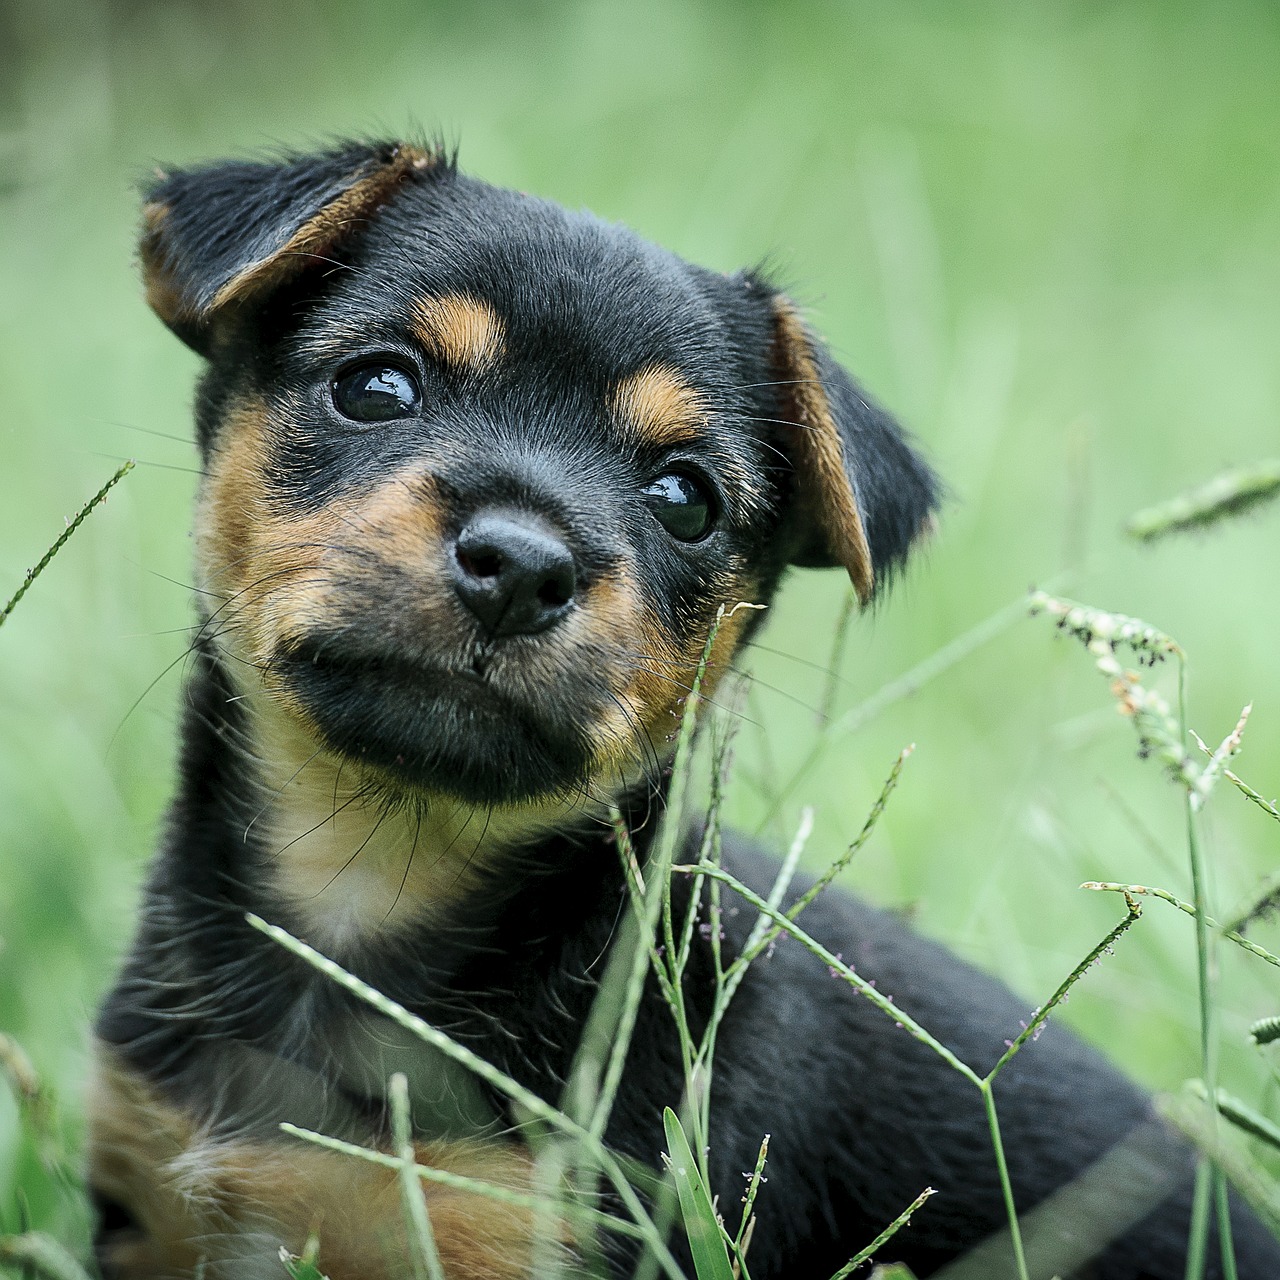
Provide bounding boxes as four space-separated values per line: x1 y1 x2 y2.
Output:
90 140 1279 1279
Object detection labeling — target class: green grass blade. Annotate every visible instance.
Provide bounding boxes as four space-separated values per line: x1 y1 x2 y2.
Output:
1162 1090 1280 1241
1082 882 1280 971
279 1248 330 1280
0 460 134 631
389 1073 447 1280
662 1109 733 1280
0 1231 95 1280
248 913 686 1280
1202 1085 1280 1152
1250 1017 1280 1047
827 1186 934 1279
279 1122 644 1240
1126 459 1280 542
755 588 1038 831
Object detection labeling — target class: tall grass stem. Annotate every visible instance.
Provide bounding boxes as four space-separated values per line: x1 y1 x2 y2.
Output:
0 460 134 631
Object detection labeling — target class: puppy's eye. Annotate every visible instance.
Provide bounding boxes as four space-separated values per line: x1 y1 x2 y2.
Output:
641 471 716 542
332 364 421 422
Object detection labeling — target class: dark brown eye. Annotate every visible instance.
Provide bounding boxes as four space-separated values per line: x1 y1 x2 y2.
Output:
642 471 716 542
332 364 421 422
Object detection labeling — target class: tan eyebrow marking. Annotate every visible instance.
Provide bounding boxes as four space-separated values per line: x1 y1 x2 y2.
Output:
612 365 706 447
411 294 505 372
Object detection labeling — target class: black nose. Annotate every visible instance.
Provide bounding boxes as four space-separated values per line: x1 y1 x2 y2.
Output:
452 511 577 638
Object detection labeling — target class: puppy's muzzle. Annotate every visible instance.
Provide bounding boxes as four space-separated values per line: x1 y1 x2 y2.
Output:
451 509 577 639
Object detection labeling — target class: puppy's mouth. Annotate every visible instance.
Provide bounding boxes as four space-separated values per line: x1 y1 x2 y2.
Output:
276 635 595 805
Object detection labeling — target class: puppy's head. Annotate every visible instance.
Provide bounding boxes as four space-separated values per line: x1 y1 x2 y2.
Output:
142 141 938 808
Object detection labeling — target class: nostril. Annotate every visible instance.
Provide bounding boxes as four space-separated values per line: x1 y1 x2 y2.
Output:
456 546 505 579
93 1188 142 1238
536 573 573 608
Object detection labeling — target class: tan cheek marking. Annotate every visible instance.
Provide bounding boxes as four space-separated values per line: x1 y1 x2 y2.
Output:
87 1043 562 1279
412 294 506 373
772 299 874 603
195 401 270 603
566 566 649 767
612 364 706 448
573 565 757 778
623 588 756 764
197 411 454 676
353 467 447 562
266 465 453 651
272 466 457 663
195 398 289 667
196 400 354 672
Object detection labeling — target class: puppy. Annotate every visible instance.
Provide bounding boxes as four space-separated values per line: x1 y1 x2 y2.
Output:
89 140 1280 1279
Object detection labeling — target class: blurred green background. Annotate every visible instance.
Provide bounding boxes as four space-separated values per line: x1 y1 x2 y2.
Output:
3 0 1280 1247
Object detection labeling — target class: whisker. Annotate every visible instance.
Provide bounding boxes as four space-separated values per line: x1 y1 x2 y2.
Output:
740 639 849 687
88 451 202 475
269 786 371 860
309 805 392 900
381 808 425 926
739 414 820 434
242 747 327 842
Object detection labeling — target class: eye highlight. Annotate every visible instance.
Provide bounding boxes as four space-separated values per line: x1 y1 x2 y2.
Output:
641 471 716 542
332 363 421 422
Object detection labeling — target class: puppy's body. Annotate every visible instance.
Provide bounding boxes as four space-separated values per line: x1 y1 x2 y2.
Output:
91 141 1280 1278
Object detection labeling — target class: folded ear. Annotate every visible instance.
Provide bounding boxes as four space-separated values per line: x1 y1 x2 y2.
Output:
140 140 436 354
769 297 940 604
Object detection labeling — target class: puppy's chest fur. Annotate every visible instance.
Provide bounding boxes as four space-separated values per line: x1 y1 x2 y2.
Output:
250 702 590 954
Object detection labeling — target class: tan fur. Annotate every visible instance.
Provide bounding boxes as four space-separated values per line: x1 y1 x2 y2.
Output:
192 423 561 935
193 416 608 938
254 700 586 948
629 594 756 750
771 299 875 603
87 1051 207 1277
194 398 404 674
573 560 757 768
612 365 706 447
139 202 190 330
88 1047 557 1280
412 294 506 372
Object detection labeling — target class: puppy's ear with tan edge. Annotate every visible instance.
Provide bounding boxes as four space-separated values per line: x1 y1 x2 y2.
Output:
139 140 437 355
768 296 940 604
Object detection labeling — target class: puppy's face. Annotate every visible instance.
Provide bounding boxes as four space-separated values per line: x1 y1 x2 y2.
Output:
144 143 937 808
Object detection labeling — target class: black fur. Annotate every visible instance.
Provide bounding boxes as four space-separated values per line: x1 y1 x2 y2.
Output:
94 141 1279 1278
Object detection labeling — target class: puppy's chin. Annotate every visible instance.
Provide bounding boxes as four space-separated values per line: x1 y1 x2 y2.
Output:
274 636 599 806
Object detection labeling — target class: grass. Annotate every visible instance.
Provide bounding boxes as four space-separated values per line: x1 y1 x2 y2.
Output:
4 0 1280 1275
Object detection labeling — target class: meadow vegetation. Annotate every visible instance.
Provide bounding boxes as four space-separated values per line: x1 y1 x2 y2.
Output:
3 1 1280 1275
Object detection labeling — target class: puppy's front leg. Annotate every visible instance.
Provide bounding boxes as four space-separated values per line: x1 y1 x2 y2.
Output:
87 1045 560 1280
